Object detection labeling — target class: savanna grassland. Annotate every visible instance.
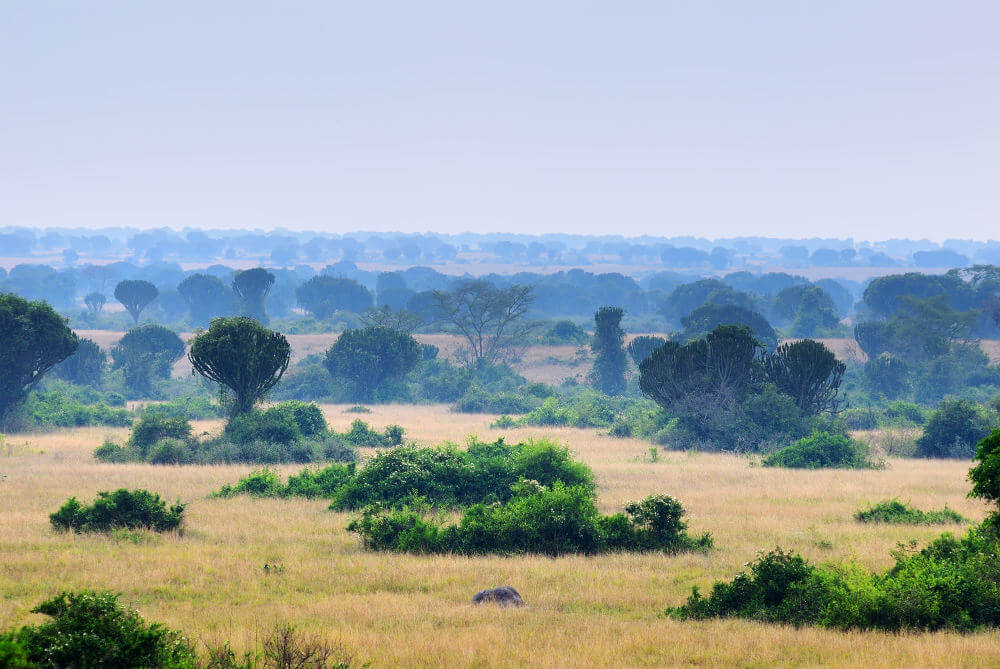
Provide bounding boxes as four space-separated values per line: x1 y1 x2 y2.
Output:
2 404 998 667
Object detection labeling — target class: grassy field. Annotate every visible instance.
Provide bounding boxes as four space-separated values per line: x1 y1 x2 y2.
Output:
1 404 997 667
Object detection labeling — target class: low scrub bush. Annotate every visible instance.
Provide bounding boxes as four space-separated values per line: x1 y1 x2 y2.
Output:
669 526 1000 631
762 431 878 469
348 483 712 556
50 489 184 533
0 591 196 668
213 437 593 510
340 418 405 447
22 390 132 428
854 499 967 524
95 402 358 465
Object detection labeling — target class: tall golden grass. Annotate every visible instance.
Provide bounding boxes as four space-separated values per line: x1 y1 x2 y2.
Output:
1 405 997 667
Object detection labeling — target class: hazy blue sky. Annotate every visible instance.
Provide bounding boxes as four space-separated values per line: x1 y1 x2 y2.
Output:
2 2 997 240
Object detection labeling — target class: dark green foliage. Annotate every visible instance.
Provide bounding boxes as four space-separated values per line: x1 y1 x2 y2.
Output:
348 483 712 556
854 499 967 524
762 431 877 469
669 527 1000 631
23 389 132 428
663 279 756 321
0 591 196 668
0 293 79 421
323 326 421 401
763 340 845 416
111 325 186 397
50 489 185 532
52 338 106 386
340 418 405 447
232 267 275 324
589 306 627 395
627 335 667 366
969 428 1000 510
177 273 233 326
915 398 994 458
214 437 592 511
96 401 354 465
296 276 374 318
678 303 778 350
772 285 841 336
129 413 192 456
542 320 589 344
862 353 910 399
114 279 159 323
189 317 291 416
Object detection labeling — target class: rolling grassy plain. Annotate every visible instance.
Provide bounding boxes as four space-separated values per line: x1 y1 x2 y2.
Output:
2 404 998 667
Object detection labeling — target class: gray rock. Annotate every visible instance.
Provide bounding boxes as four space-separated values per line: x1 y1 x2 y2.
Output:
471 585 524 607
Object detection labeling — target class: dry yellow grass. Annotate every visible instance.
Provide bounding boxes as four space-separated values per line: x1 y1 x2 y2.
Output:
1 406 996 667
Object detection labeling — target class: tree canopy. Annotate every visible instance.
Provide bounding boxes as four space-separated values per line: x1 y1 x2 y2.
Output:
431 280 534 366
763 339 845 415
589 306 627 395
324 326 422 401
0 293 79 419
231 268 275 324
113 280 158 323
295 276 374 319
189 316 291 416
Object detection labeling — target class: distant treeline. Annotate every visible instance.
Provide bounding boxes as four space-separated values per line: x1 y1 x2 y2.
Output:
1 227 998 271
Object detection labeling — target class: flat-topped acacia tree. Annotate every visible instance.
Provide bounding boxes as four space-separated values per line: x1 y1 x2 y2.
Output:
188 316 290 417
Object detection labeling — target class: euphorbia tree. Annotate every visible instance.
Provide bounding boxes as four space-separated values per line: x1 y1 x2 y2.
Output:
188 317 290 417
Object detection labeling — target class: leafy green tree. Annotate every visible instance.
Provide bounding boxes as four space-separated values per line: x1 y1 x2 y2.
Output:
627 335 666 366
232 267 275 324
915 398 994 458
763 339 845 415
53 338 106 387
677 303 778 350
189 316 291 417
296 275 374 318
177 273 232 326
589 306 627 395
969 427 1000 521
662 279 756 322
639 325 763 423
111 325 185 397
862 353 910 400
0 293 78 420
113 279 158 323
324 326 421 401
83 292 106 313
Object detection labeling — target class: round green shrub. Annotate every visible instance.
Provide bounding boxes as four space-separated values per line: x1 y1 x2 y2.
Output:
915 398 994 458
762 431 876 469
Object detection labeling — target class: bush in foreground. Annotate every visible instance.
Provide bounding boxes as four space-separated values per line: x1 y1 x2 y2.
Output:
349 483 712 556
0 591 196 668
761 431 878 469
50 489 185 533
669 527 1000 631
854 499 967 525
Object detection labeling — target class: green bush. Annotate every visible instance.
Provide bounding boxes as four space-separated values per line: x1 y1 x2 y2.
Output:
348 483 712 556
213 437 593 511
669 526 1000 631
22 390 132 428
340 418 404 447
50 489 185 533
854 499 967 524
129 413 192 456
455 389 539 414
0 591 196 668
762 431 877 469
915 398 994 458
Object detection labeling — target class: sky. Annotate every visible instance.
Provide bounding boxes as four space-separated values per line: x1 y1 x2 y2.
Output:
1 1 998 241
